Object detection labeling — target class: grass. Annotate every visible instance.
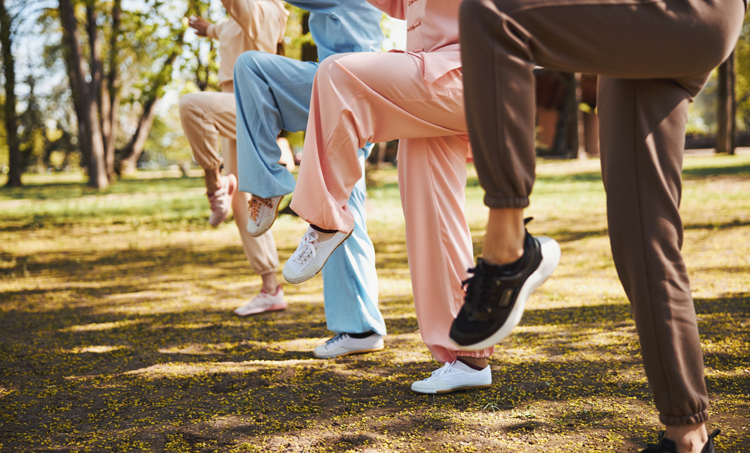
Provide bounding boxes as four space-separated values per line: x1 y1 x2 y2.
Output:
0 156 748 452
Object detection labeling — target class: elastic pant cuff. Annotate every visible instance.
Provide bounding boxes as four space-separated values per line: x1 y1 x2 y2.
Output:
659 409 709 426
483 195 530 209
257 268 278 277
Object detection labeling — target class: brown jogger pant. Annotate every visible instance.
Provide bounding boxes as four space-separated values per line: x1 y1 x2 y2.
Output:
179 83 279 277
460 0 745 425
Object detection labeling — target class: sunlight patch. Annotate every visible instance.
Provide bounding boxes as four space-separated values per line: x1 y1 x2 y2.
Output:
60 319 145 332
65 345 128 354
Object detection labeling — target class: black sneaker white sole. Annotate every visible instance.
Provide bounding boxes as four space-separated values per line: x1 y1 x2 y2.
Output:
450 235 560 351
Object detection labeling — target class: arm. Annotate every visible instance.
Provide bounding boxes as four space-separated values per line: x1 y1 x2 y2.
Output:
189 15 224 40
366 0 405 19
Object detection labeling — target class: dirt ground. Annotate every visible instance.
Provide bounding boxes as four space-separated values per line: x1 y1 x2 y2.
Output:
1 157 748 452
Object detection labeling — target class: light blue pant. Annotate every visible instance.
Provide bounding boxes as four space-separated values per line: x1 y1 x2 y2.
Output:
234 51 386 336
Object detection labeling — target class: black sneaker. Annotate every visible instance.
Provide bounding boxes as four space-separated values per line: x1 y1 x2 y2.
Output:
641 429 720 453
449 220 560 350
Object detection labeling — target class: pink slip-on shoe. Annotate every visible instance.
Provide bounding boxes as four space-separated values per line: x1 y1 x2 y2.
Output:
207 174 237 227
233 286 287 316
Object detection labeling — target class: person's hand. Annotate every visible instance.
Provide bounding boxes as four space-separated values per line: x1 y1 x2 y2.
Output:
188 16 211 37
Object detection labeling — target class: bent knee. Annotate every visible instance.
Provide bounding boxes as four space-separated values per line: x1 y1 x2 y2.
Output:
317 53 355 79
179 93 202 118
235 50 275 76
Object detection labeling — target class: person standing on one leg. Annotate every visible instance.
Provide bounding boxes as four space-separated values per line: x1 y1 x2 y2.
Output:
281 0 496 393
233 0 388 358
179 0 294 315
452 0 745 451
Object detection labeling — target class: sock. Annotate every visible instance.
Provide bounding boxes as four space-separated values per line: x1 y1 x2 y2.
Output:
310 224 337 241
346 330 375 339
454 357 485 374
311 224 338 234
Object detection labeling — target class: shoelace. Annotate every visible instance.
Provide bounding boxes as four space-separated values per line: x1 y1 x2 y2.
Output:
461 266 494 318
289 230 319 265
248 196 275 223
427 362 456 381
325 333 349 349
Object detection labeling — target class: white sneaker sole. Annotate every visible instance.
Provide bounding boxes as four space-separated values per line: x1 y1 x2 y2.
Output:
234 302 287 317
411 382 493 394
452 236 561 351
282 230 353 284
314 344 384 359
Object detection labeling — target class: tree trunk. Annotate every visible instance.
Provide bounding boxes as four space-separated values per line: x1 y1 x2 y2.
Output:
552 72 579 157
0 0 21 187
101 0 121 180
117 34 184 174
716 50 736 155
118 95 160 174
59 0 108 189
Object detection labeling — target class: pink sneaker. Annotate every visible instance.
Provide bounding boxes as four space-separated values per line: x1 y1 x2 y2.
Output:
233 286 287 316
207 174 237 227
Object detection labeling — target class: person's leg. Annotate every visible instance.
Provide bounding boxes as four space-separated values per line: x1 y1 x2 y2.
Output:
290 51 470 233
221 135 280 290
287 51 493 389
233 51 319 198
321 146 386 337
398 136 493 363
179 91 239 225
458 0 744 448
234 50 385 348
598 75 710 431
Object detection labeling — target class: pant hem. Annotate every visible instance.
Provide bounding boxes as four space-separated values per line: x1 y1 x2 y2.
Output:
483 195 530 209
257 268 278 277
659 409 709 426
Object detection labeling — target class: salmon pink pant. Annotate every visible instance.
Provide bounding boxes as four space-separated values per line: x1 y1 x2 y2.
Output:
290 51 493 362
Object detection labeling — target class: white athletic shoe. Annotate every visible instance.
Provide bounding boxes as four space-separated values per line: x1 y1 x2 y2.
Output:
313 333 384 359
411 361 492 394
233 286 287 316
282 226 352 284
246 195 283 237
207 174 237 227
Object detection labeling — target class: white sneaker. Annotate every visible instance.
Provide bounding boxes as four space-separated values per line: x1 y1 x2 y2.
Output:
411 361 492 394
313 333 384 358
282 226 352 284
233 286 287 316
207 174 237 227
246 195 283 237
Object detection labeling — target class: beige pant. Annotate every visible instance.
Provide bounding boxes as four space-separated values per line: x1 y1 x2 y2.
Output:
460 0 745 425
179 83 279 276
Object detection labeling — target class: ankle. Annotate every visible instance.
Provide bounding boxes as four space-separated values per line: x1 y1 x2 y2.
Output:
457 356 487 369
664 423 708 453
205 169 222 194
483 208 525 266
482 248 524 267
261 273 279 293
